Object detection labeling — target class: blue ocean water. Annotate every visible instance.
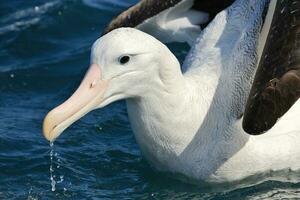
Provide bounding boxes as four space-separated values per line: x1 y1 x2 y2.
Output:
0 0 300 199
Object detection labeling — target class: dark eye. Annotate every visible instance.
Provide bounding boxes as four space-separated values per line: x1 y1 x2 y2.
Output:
119 55 130 65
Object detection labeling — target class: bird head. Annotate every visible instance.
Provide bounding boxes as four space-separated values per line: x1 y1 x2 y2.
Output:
43 28 177 142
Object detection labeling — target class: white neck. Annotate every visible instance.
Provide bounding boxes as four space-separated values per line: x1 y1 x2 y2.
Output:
126 59 249 177
126 0 269 176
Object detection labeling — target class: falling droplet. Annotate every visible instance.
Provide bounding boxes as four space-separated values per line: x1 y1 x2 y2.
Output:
57 175 64 183
49 142 56 192
48 142 68 192
51 179 56 192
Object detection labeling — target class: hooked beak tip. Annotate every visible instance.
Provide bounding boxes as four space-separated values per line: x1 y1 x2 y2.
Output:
41 64 108 142
43 111 58 142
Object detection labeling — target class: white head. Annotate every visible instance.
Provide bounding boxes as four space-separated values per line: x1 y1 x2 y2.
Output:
43 28 181 142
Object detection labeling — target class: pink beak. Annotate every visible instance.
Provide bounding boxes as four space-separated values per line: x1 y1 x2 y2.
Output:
43 64 109 142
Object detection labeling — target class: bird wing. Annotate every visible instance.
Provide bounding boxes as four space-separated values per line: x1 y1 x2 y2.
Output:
103 0 184 35
243 0 300 135
102 0 233 44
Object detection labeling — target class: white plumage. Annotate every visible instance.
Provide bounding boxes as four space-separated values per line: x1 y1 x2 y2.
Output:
43 0 300 183
106 0 300 182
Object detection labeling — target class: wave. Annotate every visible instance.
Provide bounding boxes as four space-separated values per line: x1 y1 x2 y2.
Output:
0 18 40 36
82 0 137 11
0 1 61 35
1 1 60 24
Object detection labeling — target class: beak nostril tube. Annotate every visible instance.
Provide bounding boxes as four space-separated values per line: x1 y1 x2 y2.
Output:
43 63 107 142
90 80 97 89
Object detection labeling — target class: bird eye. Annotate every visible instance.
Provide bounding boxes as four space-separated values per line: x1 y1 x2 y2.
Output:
119 55 130 65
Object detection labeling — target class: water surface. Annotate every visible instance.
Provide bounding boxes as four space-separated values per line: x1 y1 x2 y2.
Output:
0 0 300 199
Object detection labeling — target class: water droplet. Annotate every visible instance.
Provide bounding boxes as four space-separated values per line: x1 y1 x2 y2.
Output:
51 179 56 192
49 142 56 192
49 142 68 192
57 175 64 183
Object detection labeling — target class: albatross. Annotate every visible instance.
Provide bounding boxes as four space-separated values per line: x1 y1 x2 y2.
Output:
43 0 300 183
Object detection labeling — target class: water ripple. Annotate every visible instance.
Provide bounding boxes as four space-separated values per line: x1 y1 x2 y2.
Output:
82 0 137 11
0 1 60 35
0 0 300 199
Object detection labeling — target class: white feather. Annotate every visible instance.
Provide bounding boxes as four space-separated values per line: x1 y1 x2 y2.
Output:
91 0 300 183
137 0 209 45
128 0 300 182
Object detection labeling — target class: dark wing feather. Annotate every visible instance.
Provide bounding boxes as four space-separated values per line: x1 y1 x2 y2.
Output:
103 0 234 35
243 0 300 135
193 0 234 28
103 0 183 35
